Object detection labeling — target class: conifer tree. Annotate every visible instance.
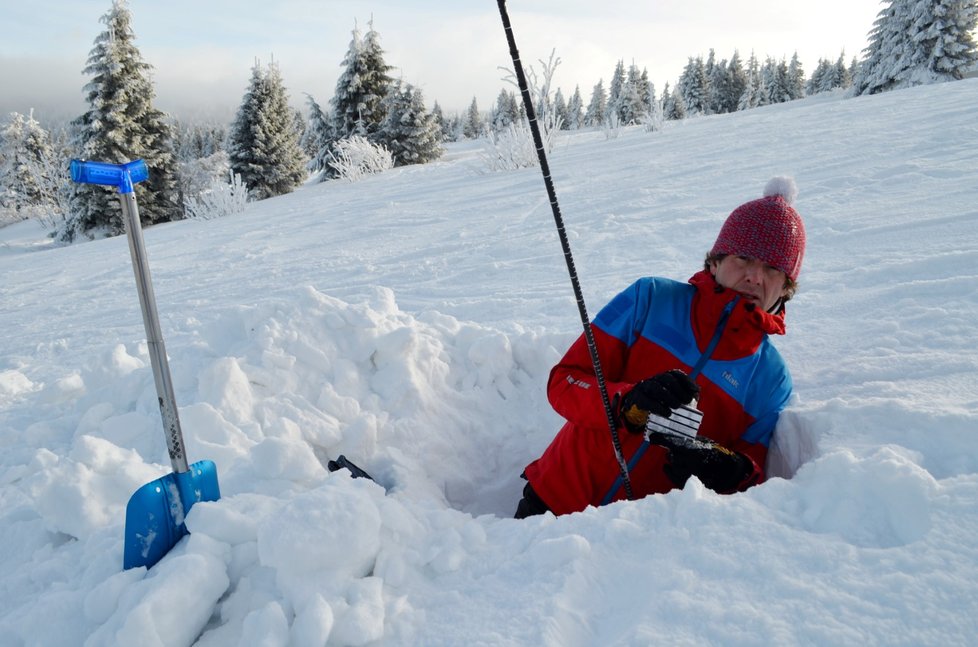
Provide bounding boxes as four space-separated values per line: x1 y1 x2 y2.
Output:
606 60 627 123
553 88 569 130
854 0 978 95
565 85 584 130
679 56 710 115
67 0 180 240
228 60 307 200
787 52 806 100
430 101 446 139
330 21 395 140
376 82 443 166
584 80 607 127
738 52 762 110
618 64 647 124
491 90 520 132
0 112 53 218
704 49 720 113
302 94 335 172
665 83 687 120
836 52 854 89
724 51 748 113
463 97 483 139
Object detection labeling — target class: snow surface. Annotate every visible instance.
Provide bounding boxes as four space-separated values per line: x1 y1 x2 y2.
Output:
2 79 978 646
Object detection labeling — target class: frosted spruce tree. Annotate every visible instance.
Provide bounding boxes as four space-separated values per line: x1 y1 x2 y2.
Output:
491 90 520 132
552 88 569 130
738 52 763 110
618 64 649 125
228 60 307 200
376 83 443 166
679 56 710 115
565 85 584 130
606 60 627 124
302 94 335 174
584 80 607 127
761 57 792 104
0 111 54 221
787 53 806 100
463 98 483 139
722 51 748 113
67 0 180 240
855 0 978 95
330 21 395 141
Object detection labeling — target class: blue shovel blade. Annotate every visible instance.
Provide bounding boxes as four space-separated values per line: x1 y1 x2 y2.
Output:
123 460 220 570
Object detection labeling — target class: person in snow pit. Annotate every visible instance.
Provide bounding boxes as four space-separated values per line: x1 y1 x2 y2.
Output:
515 176 806 518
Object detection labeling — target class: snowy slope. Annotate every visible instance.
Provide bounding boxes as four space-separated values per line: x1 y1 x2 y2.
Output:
1 79 977 646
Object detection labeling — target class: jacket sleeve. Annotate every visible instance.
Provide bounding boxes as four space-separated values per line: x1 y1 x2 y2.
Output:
547 280 650 430
730 439 767 491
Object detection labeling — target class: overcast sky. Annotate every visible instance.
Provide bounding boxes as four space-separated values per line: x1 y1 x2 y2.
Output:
1 0 884 124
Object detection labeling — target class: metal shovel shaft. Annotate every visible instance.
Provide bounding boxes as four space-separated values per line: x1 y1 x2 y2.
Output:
118 191 189 474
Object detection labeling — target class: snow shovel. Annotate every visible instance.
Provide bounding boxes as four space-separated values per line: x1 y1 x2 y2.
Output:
70 159 221 570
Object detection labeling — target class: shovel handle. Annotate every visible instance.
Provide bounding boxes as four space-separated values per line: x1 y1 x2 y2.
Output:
71 159 189 473
119 191 189 473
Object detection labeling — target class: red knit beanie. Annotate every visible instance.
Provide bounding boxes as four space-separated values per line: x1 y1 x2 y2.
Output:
711 177 806 281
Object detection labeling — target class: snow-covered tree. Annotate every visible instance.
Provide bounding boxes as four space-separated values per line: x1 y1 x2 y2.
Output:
463 97 483 139
855 0 978 95
66 0 181 240
723 51 748 113
678 56 710 115
376 82 443 166
808 51 852 95
837 52 854 89
808 58 835 95
0 112 54 220
606 60 627 123
787 52 806 100
584 80 607 127
491 90 520 132
761 57 792 104
619 64 648 125
432 102 460 142
302 94 334 173
330 21 395 139
3 117 74 229
565 85 584 130
665 83 687 121
228 60 307 200
553 88 569 130
738 52 763 110
172 121 226 161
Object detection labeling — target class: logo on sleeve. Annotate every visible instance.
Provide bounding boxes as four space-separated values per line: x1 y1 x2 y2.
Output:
566 375 591 389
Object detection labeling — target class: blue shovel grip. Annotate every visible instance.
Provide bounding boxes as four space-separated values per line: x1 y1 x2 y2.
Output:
69 159 148 193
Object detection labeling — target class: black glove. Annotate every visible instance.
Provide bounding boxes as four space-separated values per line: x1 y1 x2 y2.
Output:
619 369 700 433
649 432 756 493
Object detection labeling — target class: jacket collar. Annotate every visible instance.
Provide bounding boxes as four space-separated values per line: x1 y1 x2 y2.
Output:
688 270 786 360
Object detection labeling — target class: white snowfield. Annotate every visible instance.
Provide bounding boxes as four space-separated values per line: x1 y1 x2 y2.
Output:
2 79 977 646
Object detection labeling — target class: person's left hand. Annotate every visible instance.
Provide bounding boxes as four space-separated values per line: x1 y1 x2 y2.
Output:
648 431 755 492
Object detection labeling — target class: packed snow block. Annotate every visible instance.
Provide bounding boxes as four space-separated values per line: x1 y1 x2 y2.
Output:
256 478 384 601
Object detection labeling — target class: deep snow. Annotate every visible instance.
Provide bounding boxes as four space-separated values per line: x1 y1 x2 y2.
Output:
1 78 977 646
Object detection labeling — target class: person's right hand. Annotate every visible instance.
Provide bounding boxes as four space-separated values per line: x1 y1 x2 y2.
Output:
619 369 699 433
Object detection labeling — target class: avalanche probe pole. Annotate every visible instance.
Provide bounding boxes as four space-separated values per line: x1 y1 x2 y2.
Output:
495 0 633 500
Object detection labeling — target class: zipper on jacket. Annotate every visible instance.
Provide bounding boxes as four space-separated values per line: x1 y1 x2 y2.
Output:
600 296 739 506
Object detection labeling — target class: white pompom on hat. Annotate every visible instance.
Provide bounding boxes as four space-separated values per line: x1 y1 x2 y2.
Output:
711 176 806 281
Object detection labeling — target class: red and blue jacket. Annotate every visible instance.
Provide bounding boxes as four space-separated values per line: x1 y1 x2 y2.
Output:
523 269 793 515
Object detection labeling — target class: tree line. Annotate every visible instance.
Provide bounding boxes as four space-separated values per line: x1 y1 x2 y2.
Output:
1 0 975 242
